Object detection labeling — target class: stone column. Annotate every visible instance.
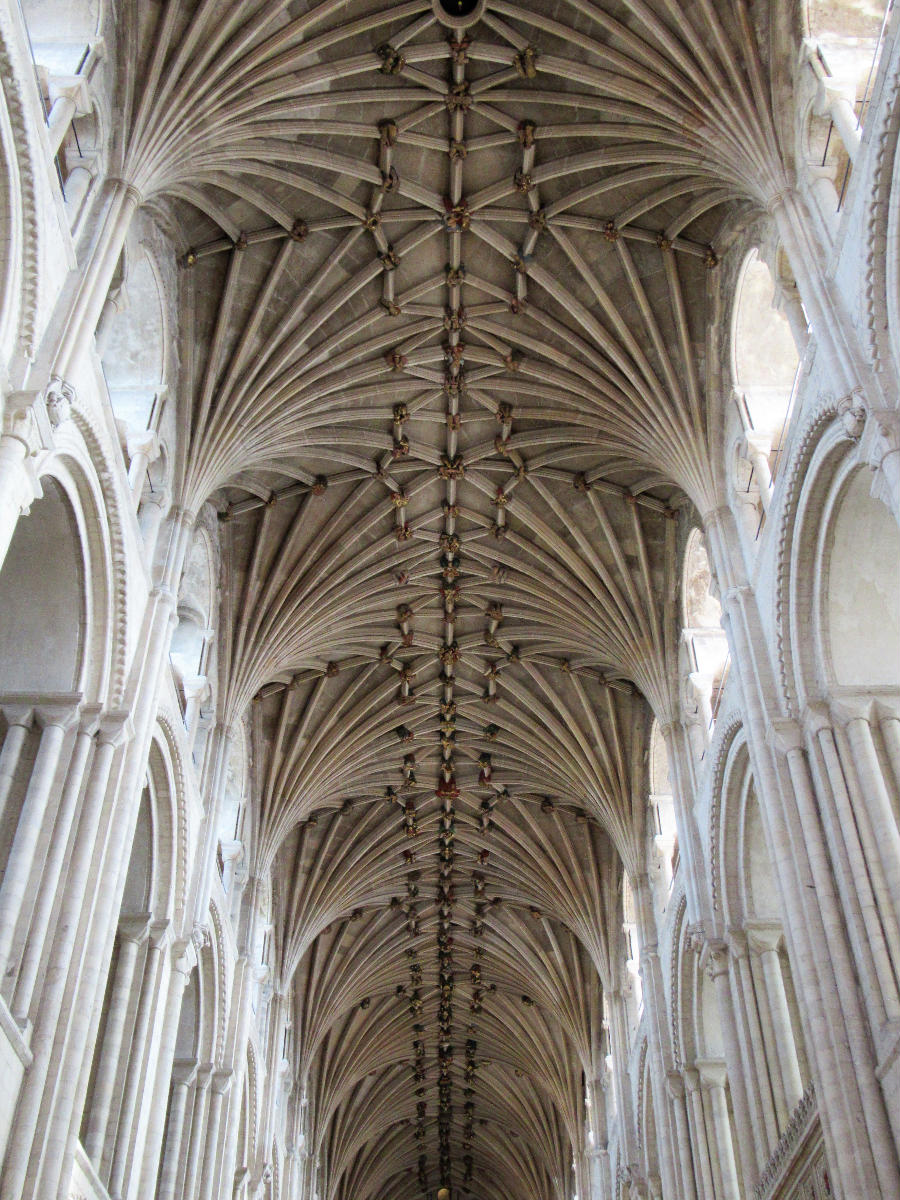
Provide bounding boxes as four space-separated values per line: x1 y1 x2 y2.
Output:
658 722 706 923
605 989 636 1166
0 699 80 980
746 922 804 1115
683 1068 714 1200
39 518 196 1200
82 914 151 1167
126 429 160 504
806 707 900 1026
701 940 758 1188
665 1072 696 1200
53 180 142 381
198 1069 233 1200
137 942 195 1199
773 719 900 1196
839 701 900 927
0 704 33 826
726 930 777 1161
703 498 900 1199
743 433 773 511
695 1060 740 1200
107 919 171 1198
879 703 900 796
157 1059 197 1200
179 1065 213 1200
630 876 679 1200
12 706 100 1022
0 710 130 1200
45 75 91 155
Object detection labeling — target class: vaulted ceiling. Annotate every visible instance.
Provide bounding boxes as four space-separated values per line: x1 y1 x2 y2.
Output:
118 0 792 1195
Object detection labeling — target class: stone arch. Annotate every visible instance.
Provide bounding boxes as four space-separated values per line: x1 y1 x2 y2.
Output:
669 893 688 1069
245 1039 261 1171
147 717 190 927
207 898 230 1063
0 449 113 703
675 931 702 1070
864 43 900 375
195 914 226 1066
706 713 745 915
784 419 900 707
773 395 858 713
0 17 42 370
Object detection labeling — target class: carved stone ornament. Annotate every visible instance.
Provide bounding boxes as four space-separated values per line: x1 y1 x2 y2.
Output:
44 376 75 428
836 390 866 439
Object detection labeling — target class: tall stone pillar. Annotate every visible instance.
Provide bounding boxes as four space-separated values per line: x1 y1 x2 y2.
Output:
725 930 778 1161
52 180 142 382
198 1069 233 1200
0 709 131 1200
664 1072 696 1200
702 499 900 1199
82 914 151 1167
696 1061 740 1200
0 699 80 980
107 919 171 1198
745 922 804 1115
137 941 195 1199
683 1069 714 1200
180 1065 213 1200
839 701 900 927
156 1059 197 1200
701 940 758 1188
12 706 100 1022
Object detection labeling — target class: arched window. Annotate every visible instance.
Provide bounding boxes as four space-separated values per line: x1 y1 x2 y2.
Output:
0 478 84 693
20 0 106 221
171 524 217 761
800 1 890 223
822 469 900 689
648 722 678 909
98 243 171 549
621 876 642 1039
681 530 729 751
731 249 801 538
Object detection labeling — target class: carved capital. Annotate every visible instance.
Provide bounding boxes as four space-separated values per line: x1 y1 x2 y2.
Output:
2 394 42 454
172 1057 198 1087
695 1057 728 1090
118 913 152 944
745 920 783 956
126 428 160 462
766 717 804 756
211 1067 233 1095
